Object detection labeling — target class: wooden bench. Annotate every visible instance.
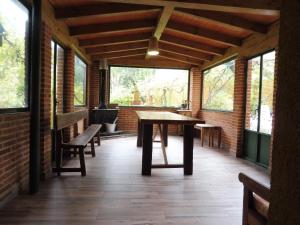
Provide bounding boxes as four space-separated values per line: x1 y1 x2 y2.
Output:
239 173 270 225
194 123 221 148
53 110 101 176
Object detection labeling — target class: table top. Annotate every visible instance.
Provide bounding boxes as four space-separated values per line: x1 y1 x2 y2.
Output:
136 111 204 125
194 123 220 128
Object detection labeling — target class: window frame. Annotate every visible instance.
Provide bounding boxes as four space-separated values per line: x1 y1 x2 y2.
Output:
0 0 32 114
108 65 191 109
201 57 237 113
74 54 88 107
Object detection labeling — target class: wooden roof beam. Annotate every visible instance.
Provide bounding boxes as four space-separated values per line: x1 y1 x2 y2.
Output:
92 49 147 60
69 20 155 36
92 0 280 16
160 33 225 55
55 4 160 19
158 42 213 61
153 5 174 40
79 32 152 47
86 41 149 54
166 21 242 47
158 50 203 65
175 9 268 34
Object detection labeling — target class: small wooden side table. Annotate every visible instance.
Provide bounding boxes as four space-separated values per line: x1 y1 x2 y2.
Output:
176 109 192 135
194 123 221 148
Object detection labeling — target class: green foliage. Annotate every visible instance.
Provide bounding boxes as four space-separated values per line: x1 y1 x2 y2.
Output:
110 67 189 107
74 56 87 106
0 14 27 108
202 60 235 111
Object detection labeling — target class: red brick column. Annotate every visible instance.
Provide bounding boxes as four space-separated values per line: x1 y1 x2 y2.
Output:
233 58 247 157
189 67 201 117
40 22 52 180
89 60 100 110
63 48 75 140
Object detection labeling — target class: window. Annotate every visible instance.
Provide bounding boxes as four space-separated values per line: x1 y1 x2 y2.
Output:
0 0 29 110
202 59 235 111
110 66 189 107
74 55 87 106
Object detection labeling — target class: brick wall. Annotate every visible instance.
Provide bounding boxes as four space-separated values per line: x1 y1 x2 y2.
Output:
0 113 30 206
118 107 178 135
89 61 100 110
40 22 52 179
190 67 201 117
198 58 246 154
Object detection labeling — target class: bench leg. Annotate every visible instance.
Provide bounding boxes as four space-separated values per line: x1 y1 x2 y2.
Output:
56 147 63 176
73 147 77 157
79 147 86 176
90 139 96 157
97 131 101 146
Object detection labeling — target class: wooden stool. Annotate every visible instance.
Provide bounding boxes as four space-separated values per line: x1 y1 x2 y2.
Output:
194 124 221 148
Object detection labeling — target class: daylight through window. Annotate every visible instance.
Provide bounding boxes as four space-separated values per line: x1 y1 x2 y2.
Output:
202 60 236 111
0 0 29 110
110 67 189 108
74 55 87 106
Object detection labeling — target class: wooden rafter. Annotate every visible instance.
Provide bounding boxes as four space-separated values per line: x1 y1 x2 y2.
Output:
92 0 280 16
174 9 268 34
69 20 155 36
55 4 160 19
92 49 147 60
86 41 149 54
153 6 174 40
158 42 213 61
159 50 203 65
79 33 152 47
166 21 242 47
160 34 225 55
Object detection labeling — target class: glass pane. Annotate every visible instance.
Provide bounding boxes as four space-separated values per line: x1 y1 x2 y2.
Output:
202 60 235 111
0 0 29 108
260 51 275 134
109 67 189 107
56 44 64 113
74 56 87 106
245 56 261 131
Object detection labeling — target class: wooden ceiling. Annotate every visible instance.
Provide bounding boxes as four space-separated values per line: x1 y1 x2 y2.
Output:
49 0 280 67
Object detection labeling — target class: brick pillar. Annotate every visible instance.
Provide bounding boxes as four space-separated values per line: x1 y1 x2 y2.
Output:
63 48 75 141
269 1 300 224
40 22 52 180
189 67 201 117
89 60 100 110
233 58 246 157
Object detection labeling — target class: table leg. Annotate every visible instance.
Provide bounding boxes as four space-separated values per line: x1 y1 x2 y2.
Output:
142 123 153 176
218 128 221 148
137 119 143 147
183 124 193 175
201 127 204 147
163 124 168 147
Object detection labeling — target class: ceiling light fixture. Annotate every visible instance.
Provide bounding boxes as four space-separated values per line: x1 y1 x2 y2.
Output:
147 37 159 56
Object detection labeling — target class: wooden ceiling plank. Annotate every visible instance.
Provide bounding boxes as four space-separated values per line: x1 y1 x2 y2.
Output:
86 41 149 54
160 33 225 55
92 49 147 59
55 4 160 19
91 0 280 16
158 42 213 61
175 9 268 34
79 33 152 47
69 20 155 36
167 21 242 47
158 50 203 66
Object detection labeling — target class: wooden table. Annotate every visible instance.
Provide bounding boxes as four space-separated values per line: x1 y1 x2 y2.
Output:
176 109 192 135
136 111 204 176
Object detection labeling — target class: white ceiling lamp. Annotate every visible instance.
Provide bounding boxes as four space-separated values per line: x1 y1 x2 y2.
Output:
147 37 159 56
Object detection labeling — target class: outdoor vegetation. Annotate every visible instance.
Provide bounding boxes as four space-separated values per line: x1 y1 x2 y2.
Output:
74 56 87 106
202 59 235 111
110 67 189 108
0 0 28 109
